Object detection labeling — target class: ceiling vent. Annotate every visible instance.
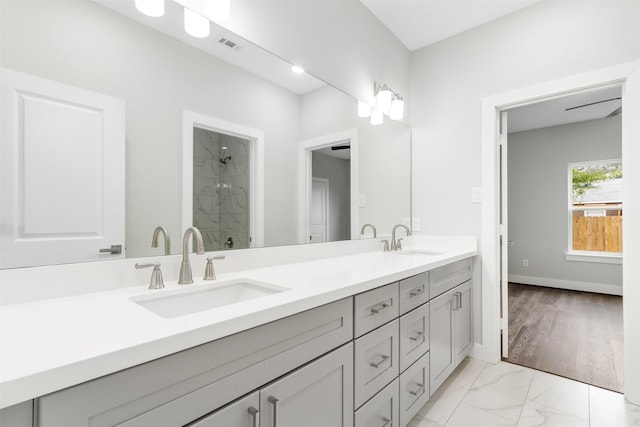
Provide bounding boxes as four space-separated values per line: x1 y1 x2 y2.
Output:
218 37 238 49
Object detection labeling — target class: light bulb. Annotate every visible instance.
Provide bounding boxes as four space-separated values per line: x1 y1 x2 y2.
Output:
376 86 393 114
390 97 404 120
370 109 383 125
204 0 230 22
184 8 210 38
291 65 305 74
357 101 372 118
135 0 165 17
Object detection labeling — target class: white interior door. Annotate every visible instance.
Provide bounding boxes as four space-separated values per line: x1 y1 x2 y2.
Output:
499 110 509 358
1 68 125 268
310 177 329 243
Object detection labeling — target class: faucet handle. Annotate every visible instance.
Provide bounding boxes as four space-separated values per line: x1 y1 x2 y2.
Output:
381 240 390 252
396 238 404 251
135 262 165 290
204 256 226 281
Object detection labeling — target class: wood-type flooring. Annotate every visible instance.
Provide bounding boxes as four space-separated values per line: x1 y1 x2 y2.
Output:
504 283 623 392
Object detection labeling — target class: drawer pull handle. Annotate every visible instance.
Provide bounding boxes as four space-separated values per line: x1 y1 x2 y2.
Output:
409 287 424 297
381 417 392 427
452 292 461 311
370 303 390 315
409 383 424 396
268 396 279 426
409 331 424 341
248 407 259 427
370 354 390 368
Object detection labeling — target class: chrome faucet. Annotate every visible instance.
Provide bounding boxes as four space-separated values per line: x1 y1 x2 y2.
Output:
151 226 171 255
360 223 377 238
390 224 411 251
178 227 205 284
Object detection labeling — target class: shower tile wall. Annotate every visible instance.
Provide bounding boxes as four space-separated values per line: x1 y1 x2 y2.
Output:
193 128 250 251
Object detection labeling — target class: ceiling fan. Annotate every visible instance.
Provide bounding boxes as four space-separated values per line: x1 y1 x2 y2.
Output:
565 96 622 118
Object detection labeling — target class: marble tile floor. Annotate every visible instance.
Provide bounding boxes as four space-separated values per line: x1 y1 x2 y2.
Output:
408 358 640 427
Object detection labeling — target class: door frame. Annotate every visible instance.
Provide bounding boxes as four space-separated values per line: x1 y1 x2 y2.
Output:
298 129 359 244
480 61 640 404
182 110 264 248
310 177 330 243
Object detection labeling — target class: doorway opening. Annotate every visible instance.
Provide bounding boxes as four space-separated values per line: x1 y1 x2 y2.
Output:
298 129 359 244
480 61 640 404
182 110 264 250
502 86 624 392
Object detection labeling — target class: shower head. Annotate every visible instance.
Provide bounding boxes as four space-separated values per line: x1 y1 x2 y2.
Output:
219 155 232 165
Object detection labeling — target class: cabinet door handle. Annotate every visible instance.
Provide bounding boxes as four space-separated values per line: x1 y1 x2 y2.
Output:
409 331 424 341
409 383 424 396
268 396 279 426
452 293 460 311
99 244 122 254
370 354 390 368
381 417 392 427
248 406 259 427
458 291 463 309
370 303 390 315
409 287 424 297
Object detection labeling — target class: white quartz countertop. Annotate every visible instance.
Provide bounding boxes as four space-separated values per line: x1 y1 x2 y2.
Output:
0 244 476 409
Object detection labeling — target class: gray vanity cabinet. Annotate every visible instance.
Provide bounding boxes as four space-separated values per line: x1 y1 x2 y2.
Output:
354 378 399 427
36 298 352 427
0 401 32 427
260 343 354 427
190 392 260 427
452 280 473 365
429 290 454 395
428 259 473 396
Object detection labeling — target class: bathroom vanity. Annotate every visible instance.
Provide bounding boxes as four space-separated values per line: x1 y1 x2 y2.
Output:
0 239 476 427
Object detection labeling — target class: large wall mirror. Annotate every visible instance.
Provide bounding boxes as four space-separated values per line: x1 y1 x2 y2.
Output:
0 0 411 268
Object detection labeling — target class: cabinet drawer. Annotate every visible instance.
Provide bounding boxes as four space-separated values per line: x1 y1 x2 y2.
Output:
354 320 400 408
399 303 429 372
429 259 471 298
188 391 259 427
354 378 399 427
399 352 429 427
354 282 400 338
399 272 429 315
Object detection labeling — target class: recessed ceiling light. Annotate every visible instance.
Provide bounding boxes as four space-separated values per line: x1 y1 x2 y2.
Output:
291 65 305 74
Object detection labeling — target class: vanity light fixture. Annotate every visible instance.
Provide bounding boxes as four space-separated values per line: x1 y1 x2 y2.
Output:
370 108 383 125
135 0 165 17
390 95 404 121
357 100 372 118
291 65 305 74
375 83 393 114
204 0 230 22
184 7 210 38
367 82 404 121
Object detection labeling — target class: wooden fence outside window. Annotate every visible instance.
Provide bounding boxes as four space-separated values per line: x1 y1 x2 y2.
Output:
572 215 622 252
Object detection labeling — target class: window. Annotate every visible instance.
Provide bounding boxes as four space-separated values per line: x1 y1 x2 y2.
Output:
568 160 622 257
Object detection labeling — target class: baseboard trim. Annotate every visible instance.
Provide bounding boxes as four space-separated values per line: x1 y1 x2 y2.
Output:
469 343 485 361
508 274 622 296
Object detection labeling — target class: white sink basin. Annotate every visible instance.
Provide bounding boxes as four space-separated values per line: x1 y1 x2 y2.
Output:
131 279 288 319
392 249 444 256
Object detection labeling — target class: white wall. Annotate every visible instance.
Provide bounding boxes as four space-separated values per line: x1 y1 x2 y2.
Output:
409 0 640 346
221 1 411 118
312 153 351 241
508 116 622 293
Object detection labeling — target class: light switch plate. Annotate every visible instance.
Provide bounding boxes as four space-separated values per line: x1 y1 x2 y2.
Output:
471 187 482 203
